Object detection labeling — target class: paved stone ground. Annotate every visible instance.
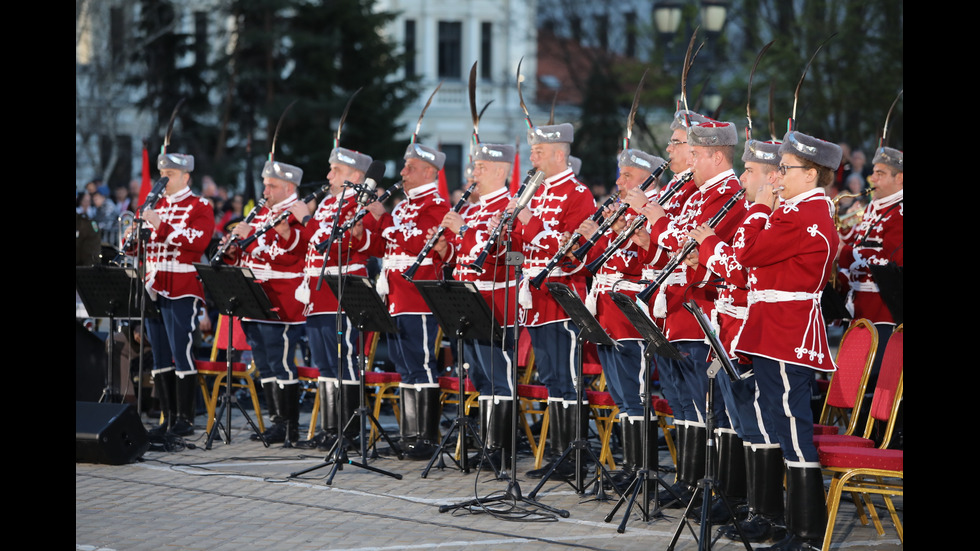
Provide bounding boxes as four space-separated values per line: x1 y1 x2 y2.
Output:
77 400 903 551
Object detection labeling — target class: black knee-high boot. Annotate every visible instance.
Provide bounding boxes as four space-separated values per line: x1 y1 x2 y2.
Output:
148 369 177 437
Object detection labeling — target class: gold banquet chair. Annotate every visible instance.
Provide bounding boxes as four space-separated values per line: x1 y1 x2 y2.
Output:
813 319 878 436
818 325 903 550
194 315 264 434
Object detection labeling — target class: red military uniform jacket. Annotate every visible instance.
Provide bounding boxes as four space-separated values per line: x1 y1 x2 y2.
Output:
235 193 309 324
517 169 596 327
733 188 839 372
583 189 659 341
141 187 214 301
647 170 744 342
444 186 519 327
838 189 903 325
378 182 450 315
299 190 382 316
697 200 756 359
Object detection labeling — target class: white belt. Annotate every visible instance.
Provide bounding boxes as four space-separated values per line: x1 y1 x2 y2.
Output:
851 281 879 293
715 297 748 319
383 254 431 271
146 261 197 274
304 264 365 277
246 264 302 280
471 280 514 292
747 289 820 304
592 273 646 293
662 270 686 286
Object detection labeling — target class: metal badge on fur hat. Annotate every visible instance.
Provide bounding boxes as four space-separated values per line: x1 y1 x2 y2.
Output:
872 146 903 172
404 143 446 171
779 131 842 170
569 156 582 174
670 110 711 130
688 121 738 147
472 143 515 164
157 153 195 172
527 123 574 145
262 160 303 186
329 147 372 174
742 140 781 166
618 149 665 173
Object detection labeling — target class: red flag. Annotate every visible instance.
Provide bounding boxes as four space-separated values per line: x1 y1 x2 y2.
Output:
510 142 522 195
138 142 152 204
437 167 450 201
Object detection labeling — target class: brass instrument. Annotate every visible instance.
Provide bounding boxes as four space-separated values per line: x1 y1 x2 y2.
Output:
833 186 873 232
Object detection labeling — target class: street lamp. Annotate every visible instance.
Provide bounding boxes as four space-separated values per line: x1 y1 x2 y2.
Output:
700 0 730 37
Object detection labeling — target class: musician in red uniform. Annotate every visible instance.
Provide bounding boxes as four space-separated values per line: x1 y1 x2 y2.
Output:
508 122 596 480
227 159 310 446
732 131 842 550
377 142 451 459
689 139 786 538
140 152 215 437
432 142 518 465
630 120 745 506
575 148 665 486
838 146 903 391
621 109 703 498
296 147 379 450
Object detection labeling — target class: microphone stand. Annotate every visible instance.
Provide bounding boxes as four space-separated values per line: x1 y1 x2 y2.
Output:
438 210 569 519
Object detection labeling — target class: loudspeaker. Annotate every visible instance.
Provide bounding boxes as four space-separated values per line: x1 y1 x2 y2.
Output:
76 402 149 465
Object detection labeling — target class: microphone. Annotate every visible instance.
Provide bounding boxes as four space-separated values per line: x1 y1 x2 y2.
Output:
355 161 386 206
513 169 545 216
141 177 169 211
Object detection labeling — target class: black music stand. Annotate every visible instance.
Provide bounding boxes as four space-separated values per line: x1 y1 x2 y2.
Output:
603 290 684 533
413 280 504 478
664 300 752 551
195 264 277 450
289 275 403 485
525 282 619 501
76 266 157 403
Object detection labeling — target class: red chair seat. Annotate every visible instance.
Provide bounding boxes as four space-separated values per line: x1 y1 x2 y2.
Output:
653 397 673 415
195 360 249 374
586 390 616 407
815 434 875 449
296 366 320 379
438 376 476 392
364 371 401 384
819 446 903 472
813 423 841 435
517 384 549 400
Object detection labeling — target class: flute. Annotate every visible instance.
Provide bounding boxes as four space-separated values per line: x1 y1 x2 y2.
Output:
636 188 747 303
402 179 479 282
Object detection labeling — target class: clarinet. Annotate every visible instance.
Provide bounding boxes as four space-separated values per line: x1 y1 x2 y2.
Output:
636 188 747 304
315 181 403 254
467 169 540 273
236 185 330 250
527 190 621 289
209 197 267 265
584 172 691 275
402 180 479 282
571 160 668 260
